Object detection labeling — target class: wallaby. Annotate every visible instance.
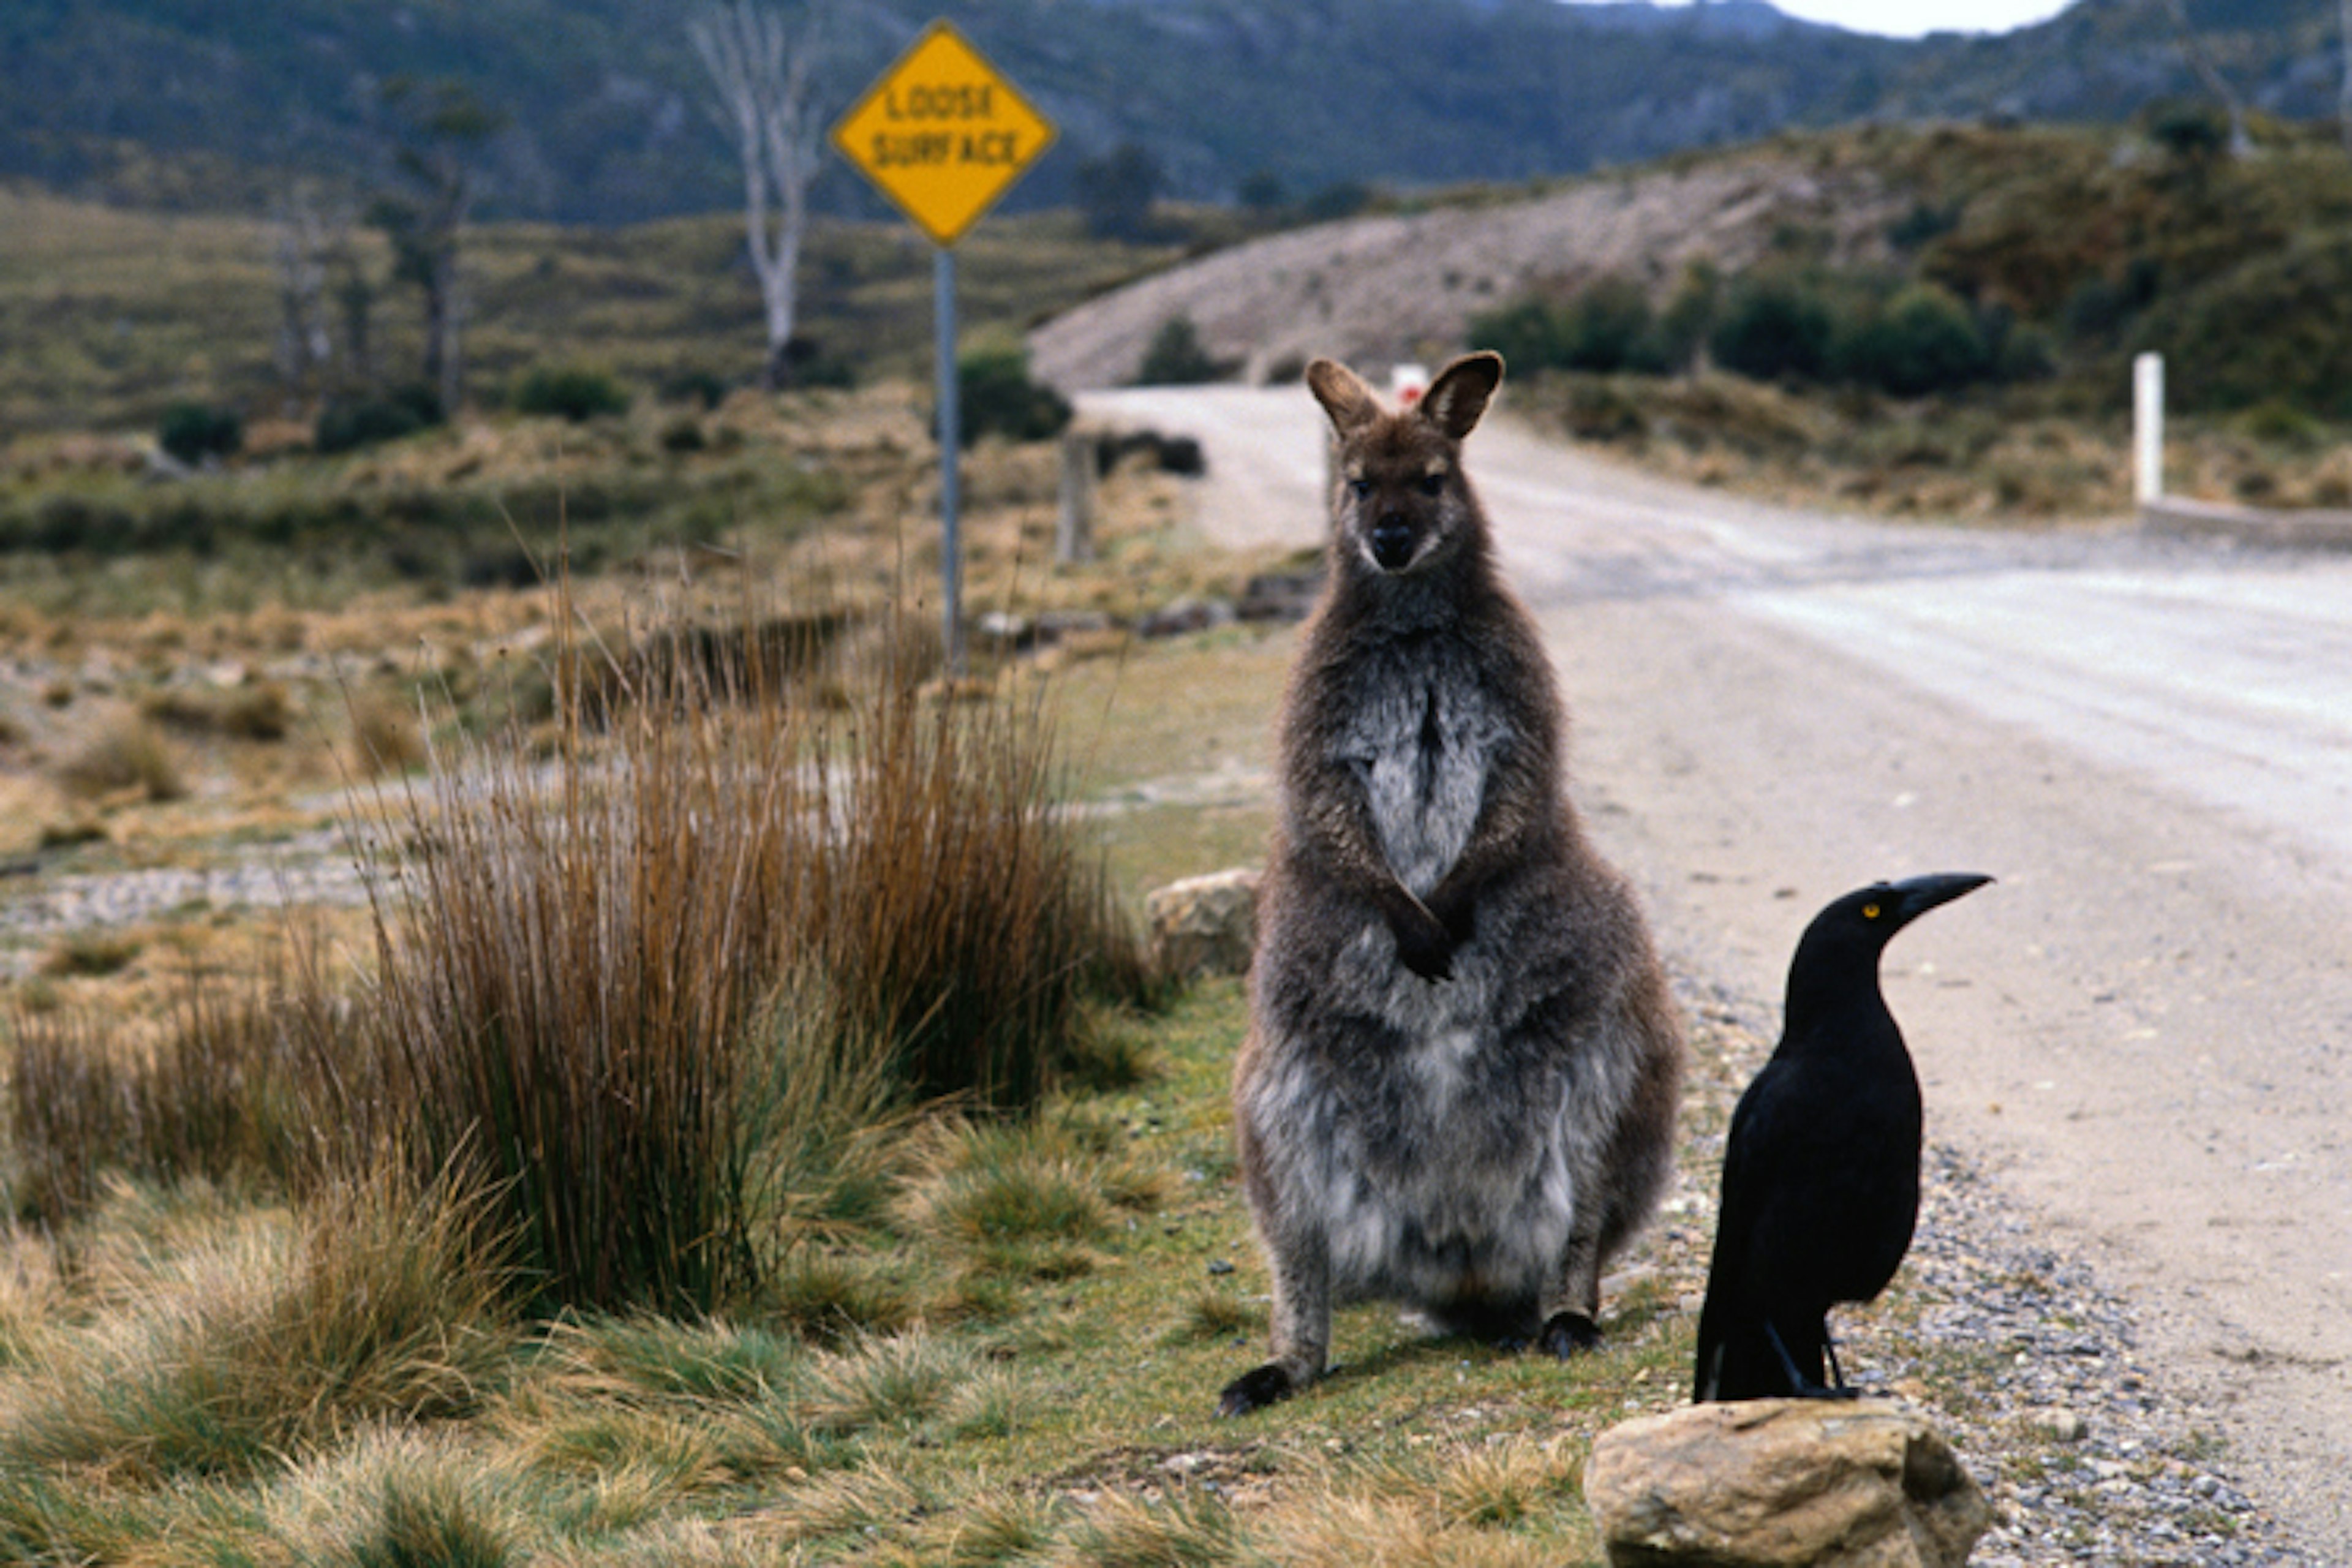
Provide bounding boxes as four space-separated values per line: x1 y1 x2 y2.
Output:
1219 351 1684 1418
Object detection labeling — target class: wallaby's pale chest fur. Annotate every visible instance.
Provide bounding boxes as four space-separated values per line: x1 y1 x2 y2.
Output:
1219 353 1684 1419
1341 641 1511 901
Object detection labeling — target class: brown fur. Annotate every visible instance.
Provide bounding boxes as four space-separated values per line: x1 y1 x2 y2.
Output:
1219 353 1683 1417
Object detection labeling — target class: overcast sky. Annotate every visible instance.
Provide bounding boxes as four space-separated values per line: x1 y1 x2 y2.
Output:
1575 0 2078 38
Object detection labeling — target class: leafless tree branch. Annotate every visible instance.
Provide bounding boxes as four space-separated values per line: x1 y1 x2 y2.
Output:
691 1 829 391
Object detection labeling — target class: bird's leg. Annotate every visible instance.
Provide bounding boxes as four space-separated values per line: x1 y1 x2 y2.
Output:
1763 1321 1858 1400
1823 1325 1851 1393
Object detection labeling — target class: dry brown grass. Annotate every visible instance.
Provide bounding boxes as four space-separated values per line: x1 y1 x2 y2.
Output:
0 1168 515 1488
55 717 185 803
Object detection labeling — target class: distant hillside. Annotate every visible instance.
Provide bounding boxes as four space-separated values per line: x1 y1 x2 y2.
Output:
6 0 2341 225
1028 146 1912 390
1872 0 2346 126
1044 113 2352 437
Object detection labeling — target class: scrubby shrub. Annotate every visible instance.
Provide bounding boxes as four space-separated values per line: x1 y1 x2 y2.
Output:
1468 279 1665 375
1834 284 1989 397
660 368 732 409
157 402 243 466
1710 276 1837 382
511 365 630 423
778 336 856 390
1562 276 1668 374
958 345 1072 447
2132 230 2352 415
2146 99 2231 161
315 384 445 455
1133 315 1226 386
1466 297 1564 372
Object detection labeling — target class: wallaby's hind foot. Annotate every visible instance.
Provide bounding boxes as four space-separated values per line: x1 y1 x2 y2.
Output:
1537 1311 1604 1358
1215 1362 1297 1418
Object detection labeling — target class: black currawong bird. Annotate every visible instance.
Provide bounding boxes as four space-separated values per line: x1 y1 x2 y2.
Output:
1692 872 1993 1403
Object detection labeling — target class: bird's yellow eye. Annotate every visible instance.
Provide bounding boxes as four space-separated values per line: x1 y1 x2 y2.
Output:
1863 903 1882 919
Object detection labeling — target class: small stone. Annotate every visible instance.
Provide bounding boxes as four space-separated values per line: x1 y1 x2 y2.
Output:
975 611 1032 649
1035 608 1114 644
1145 867 1261 979
1207 1259 1235 1276
1137 596 1235 639
2028 1407 2087 1443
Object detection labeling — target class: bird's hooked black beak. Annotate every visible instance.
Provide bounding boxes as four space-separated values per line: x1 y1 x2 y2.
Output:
1885 872 1994 930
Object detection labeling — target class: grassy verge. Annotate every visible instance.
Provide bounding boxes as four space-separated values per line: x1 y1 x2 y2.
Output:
1513 369 2352 522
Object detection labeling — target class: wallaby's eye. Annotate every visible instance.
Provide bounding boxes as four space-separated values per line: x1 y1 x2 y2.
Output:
1418 473 1446 497
1349 478 1374 499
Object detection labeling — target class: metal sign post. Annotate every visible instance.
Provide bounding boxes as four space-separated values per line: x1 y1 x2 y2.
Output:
935 246 961 669
830 20 1057 675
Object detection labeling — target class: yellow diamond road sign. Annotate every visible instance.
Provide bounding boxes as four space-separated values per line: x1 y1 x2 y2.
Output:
831 20 1056 249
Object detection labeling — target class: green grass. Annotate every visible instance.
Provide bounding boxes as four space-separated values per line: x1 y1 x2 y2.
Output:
0 948 1705 1564
0 187 1186 436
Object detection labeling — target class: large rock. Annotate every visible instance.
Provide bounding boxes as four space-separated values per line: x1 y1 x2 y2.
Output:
1145 868 1261 979
1583 1399 1993 1568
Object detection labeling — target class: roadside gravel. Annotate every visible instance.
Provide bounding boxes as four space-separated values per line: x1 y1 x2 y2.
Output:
1669 979 2323 1568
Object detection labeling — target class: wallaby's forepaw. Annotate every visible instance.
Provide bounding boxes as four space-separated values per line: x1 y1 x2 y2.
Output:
1537 1311 1604 1358
1393 918 1456 983
1216 1362 1297 1417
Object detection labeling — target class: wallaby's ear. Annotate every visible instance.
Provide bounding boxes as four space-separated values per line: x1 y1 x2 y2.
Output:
1306 358 1381 438
1420 352 1503 440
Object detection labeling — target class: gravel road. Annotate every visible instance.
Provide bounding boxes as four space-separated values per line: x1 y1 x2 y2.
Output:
1082 384 2352 1561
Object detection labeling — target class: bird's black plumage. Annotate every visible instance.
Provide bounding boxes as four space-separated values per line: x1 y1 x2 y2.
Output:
1692 872 1992 1403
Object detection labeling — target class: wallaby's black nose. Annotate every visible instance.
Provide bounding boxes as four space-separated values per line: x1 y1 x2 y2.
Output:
1370 516 1415 570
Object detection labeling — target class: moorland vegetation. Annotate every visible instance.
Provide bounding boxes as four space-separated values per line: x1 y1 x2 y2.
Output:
0 115 2334 1561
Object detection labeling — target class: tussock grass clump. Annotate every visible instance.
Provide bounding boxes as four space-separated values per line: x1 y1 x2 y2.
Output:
7 969 305 1224
252 1431 538 1568
350 1471 521 1568
801 677 1160 1110
6 1008 136 1224
349 692 429 777
56 717 184 802
288 598 1152 1317
305 644 816 1314
897 1114 1171 1284
905 1490 1062 1566
543 1314 804 1409
796 1329 971 1438
1251 1493 1559 1568
753 1462 938 1547
36 930 142 978
140 679 296 741
1172 1289 1261 1344
0 1171 515 1485
1057 1489 1239 1567
761 1249 915 1344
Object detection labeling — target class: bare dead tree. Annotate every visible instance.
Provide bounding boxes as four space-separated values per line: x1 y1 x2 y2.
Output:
2340 0 2352 153
2162 0 2253 156
270 179 342 412
690 1 829 391
371 77 503 414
